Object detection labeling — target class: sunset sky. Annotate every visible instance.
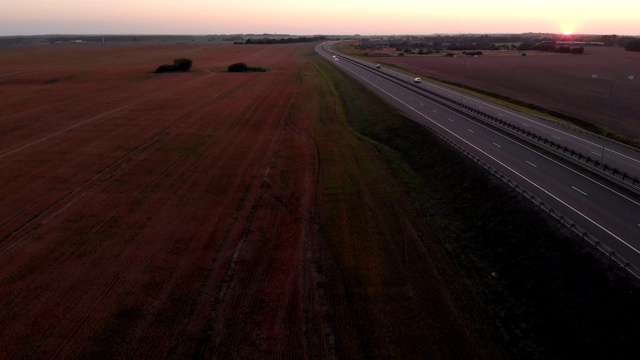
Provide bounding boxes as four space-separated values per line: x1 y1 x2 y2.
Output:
1 0 638 36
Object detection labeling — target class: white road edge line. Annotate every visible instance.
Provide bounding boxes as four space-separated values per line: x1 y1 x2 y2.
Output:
493 143 501 148
373 57 640 165
334 62 640 256
526 161 537 168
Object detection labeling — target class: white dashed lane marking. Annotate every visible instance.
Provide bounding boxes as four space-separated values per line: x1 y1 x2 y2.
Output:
572 186 587 196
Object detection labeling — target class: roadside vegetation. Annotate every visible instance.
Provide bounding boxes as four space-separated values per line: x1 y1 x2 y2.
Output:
311 46 640 359
625 39 640 52
337 41 640 148
4 40 639 358
242 35 328 44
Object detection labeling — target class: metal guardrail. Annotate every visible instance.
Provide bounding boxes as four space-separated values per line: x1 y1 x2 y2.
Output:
532 114 640 155
321 45 640 279
330 51 640 197
401 113 640 280
438 99 640 195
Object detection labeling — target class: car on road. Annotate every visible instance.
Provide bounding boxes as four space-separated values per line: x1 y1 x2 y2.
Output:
376 64 381 68
413 77 422 83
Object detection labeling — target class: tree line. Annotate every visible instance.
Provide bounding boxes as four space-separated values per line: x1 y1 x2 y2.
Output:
517 42 584 54
242 36 328 45
625 39 640 52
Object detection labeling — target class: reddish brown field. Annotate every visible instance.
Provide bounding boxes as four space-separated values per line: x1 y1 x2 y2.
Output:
0 42 500 358
370 47 640 140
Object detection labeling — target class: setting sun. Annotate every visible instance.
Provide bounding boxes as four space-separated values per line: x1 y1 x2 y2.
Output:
563 29 573 35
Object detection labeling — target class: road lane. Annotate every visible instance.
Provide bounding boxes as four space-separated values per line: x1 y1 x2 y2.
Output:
333 47 640 182
318 43 640 274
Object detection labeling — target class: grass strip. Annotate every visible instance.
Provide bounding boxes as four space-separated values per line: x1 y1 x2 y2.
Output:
338 42 639 148
311 46 640 359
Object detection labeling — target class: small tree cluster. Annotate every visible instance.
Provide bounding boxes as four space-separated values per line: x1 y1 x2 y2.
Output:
516 42 583 54
227 62 266 72
244 36 327 44
155 58 192 73
625 39 640 52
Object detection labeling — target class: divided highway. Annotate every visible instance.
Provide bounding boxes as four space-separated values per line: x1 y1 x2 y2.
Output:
317 43 640 277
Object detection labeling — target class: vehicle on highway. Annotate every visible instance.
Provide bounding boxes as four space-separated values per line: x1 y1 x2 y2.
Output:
413 77 421 83
376 64 381 68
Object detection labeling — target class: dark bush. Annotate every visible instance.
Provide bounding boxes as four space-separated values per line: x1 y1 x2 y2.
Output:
228 62 249 72
625 39 640 52
227 62 266 72
173 58 192 71
517 42 535 51
154 58 192 73
535 42 557 52
155 64 175 73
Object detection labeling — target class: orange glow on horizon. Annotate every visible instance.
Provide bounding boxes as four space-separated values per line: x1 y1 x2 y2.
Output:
3 1 640 36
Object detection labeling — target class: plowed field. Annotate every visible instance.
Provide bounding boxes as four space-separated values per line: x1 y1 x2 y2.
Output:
0 43 500 358
367 46 640 140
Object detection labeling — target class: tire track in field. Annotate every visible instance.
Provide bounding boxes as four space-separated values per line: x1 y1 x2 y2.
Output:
0 73 208 160
136 108 285 357
0 79 256 356
34 78 261 359
0 45 311 358
127 71 297 358
0 77 251 247
194 82 293 359
0 45 277 150
281 83 336 358
0 46 212 123
56 88 275 358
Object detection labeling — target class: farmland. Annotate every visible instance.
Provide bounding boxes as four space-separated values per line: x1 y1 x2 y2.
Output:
3 40 640 359
0 42 504 358
346 44 640 141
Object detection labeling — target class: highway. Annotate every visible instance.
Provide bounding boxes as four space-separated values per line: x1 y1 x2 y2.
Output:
317 43 640 276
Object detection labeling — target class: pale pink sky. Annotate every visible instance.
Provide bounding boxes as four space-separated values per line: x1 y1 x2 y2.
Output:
1 0 638 36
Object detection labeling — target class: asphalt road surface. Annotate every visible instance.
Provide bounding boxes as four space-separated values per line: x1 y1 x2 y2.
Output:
317 43 640 276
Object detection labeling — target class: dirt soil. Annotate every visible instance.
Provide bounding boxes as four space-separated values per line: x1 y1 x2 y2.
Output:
368 46 640 140
0 43 501 358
